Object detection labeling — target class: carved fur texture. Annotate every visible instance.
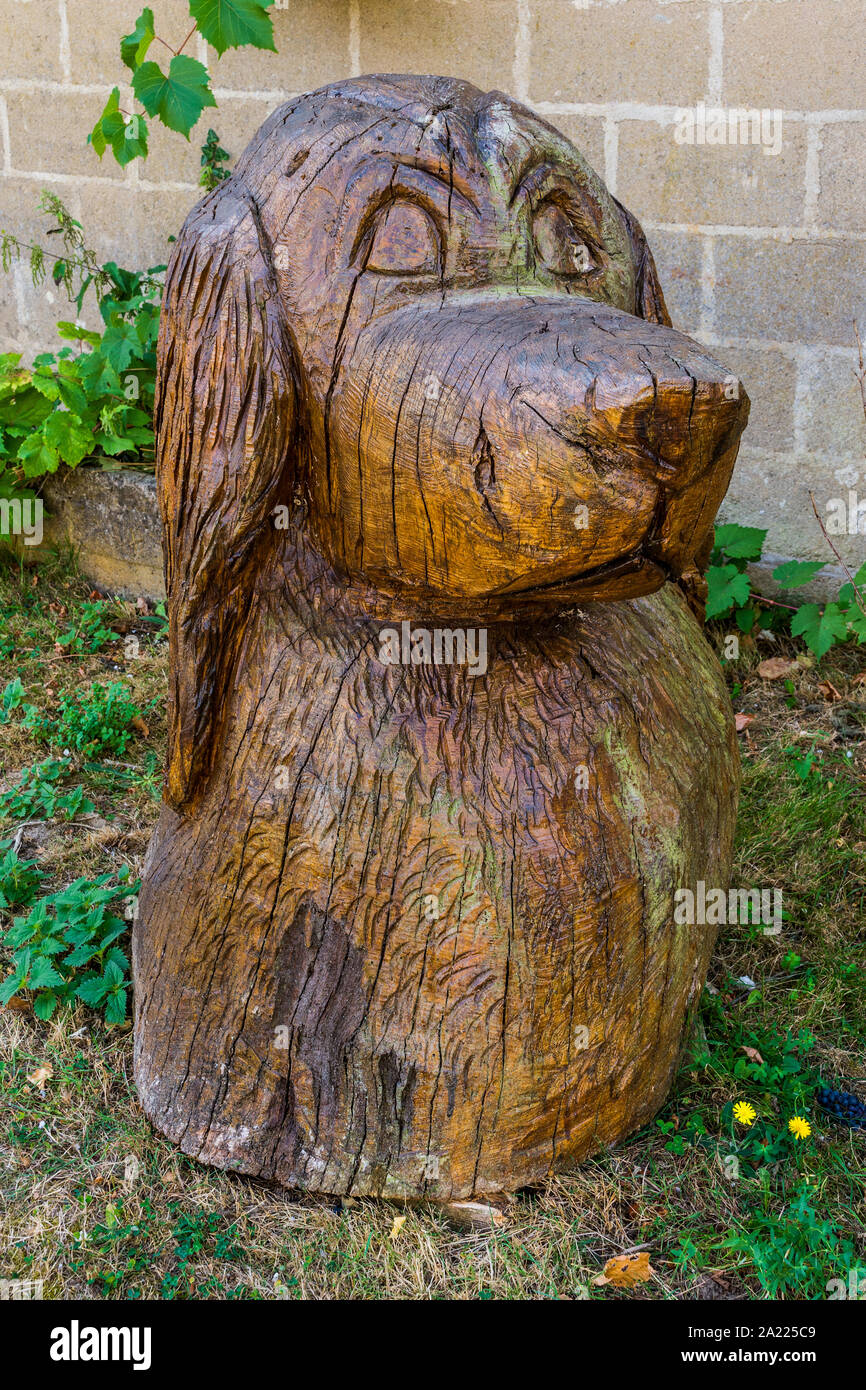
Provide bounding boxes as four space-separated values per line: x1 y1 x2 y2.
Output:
134 75 748 1198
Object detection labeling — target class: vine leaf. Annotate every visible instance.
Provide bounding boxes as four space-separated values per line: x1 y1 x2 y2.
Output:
120 7 156 71
89 88 149 166
44 412 94 467
17 429 60 476
790 602 850 659
705 563 750 620
771 559 825 589
846 605 866 643
132 55 216 138
713 522 767 560
189 0 277 56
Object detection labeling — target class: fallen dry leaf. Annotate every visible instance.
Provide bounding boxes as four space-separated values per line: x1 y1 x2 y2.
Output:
26 1063 53 1089
593 1250 654 1288
735 712 755 733
389 1214 407 1240
756 656 798 681
3 996 31 1014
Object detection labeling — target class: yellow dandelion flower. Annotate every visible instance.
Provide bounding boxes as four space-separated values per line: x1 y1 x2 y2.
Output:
733 1101 757 1126
788 1116 812 1140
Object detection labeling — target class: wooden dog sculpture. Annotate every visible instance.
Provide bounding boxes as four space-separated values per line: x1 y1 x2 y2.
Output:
134 75 749 1199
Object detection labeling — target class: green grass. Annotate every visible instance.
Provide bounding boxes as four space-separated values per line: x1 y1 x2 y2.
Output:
1 553 864 1300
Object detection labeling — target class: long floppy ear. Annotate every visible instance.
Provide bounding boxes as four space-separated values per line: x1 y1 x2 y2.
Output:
155 181 296 810
613 198 672 327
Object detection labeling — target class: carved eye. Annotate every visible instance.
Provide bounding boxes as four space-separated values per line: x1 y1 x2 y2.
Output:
533 201 596 277
365 202 439 275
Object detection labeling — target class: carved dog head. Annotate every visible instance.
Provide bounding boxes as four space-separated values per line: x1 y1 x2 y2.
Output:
156 75 749 805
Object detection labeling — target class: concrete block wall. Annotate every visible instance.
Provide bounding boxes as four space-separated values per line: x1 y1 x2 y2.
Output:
1 0 865 576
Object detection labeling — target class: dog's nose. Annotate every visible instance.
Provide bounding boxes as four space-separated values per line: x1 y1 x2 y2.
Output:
333 294 750 601
581 362 750 492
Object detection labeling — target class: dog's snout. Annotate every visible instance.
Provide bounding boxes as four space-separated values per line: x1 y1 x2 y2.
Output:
586 364 751 491
335 295 749 601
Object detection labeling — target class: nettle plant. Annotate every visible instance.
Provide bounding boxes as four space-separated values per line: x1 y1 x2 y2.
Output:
0 757 94 825
21 680 152 761
0 850 138 1023
707 522 866 658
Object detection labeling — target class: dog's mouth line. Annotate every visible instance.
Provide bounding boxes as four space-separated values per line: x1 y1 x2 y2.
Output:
490 483 683 598
489 544 674 599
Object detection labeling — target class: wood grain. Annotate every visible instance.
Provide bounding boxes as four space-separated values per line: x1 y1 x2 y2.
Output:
133 76 749 1198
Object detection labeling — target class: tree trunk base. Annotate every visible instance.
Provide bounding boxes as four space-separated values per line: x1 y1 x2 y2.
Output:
133 584 738 1200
